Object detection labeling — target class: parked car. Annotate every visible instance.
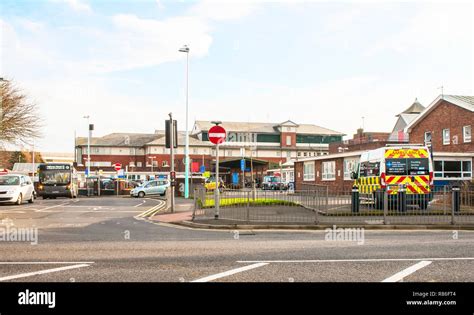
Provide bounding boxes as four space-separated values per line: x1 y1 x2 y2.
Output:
204 177 225 193
0 174 35 205
262 176 288 190
130 180 169 198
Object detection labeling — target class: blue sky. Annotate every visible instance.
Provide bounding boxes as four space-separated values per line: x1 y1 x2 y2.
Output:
1 0 473 152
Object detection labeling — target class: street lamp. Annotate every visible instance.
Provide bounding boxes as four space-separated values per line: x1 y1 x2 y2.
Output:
149 156 156 174
83 116 91 178
179 44 190 199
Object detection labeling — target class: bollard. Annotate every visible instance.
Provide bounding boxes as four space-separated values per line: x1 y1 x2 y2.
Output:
452 186 461 214
351 186 360 213
397 185 407 213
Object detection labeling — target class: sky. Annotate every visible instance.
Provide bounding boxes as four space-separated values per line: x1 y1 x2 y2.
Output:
1 0 473 152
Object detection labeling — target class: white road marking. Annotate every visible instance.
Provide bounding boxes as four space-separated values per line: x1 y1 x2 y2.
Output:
191 263 269 283
0 263 90 282
0 262 94 265
237 257 474 263
382 261 432 282
134 201 146 208
35 203 70 212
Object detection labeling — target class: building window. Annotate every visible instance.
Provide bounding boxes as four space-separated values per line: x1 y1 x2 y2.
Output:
276 151 282 157
303 161 315 181
152 161 158 167
193 148 199 154
434 160 472 179
322 161 336 181
286 135 292 146
442 129 450 145
286 151 291 158
137 162 142 167
463 125 471 143
227 150 232 157
297 152 301 157
303 152 307 157
162 161 168 167
343 158 359 180
129 162 135 167
424 131 432 145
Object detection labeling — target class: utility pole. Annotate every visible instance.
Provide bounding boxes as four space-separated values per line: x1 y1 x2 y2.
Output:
169 113 175 213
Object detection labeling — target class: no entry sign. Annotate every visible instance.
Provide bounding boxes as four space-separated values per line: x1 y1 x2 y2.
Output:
113 163 122 171
208 125 227 145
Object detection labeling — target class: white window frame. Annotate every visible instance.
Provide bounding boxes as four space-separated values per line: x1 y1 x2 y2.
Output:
286 135 292 146
424 131 432 145
434 159 472 179
303 161 315 181
322 161 336 181
343 158 359 180
463 125 471 143
442 129 450 145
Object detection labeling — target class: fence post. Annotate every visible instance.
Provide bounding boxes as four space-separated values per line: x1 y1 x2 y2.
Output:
452 186 461 225
246 190 250 222
351 186 359 213
192 188 197 221
383 189 388 225
325 186 329 212
398 185 407 213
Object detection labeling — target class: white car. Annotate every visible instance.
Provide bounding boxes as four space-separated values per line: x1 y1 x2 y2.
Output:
0 175 35 205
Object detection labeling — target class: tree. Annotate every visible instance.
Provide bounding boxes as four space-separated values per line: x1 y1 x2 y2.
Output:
0 79 42 146
8 151 26 167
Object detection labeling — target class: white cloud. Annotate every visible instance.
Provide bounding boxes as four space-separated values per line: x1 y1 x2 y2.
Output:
367 3 473 55
50 0 92 12
188 0 259 21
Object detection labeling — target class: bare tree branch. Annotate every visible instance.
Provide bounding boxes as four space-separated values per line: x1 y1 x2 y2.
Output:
0 80 42 147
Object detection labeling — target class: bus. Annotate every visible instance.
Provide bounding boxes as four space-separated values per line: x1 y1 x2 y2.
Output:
37 163 78 199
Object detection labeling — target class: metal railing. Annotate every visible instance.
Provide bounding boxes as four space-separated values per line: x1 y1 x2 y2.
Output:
192 185 474 225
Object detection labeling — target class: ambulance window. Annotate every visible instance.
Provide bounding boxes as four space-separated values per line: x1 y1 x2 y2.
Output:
385 159 407 175
360 162 380 177
407 158 429 175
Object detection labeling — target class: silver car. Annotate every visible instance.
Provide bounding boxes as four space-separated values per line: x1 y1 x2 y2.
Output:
0 174 35 205
130 180 169 198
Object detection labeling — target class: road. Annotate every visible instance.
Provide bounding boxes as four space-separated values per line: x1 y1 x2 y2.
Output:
0 197 473 282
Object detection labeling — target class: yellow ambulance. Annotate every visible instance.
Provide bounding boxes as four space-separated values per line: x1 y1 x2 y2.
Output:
351 145 433 209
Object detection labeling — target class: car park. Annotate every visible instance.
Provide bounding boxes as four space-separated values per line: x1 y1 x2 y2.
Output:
0 174 36 205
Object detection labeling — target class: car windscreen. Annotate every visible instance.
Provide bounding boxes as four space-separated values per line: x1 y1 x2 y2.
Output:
0 176 20 186
385 158 429 176
39 170 71 184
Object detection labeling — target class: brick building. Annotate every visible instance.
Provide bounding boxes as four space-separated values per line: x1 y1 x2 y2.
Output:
75 120 344 183
294 95 473 191
405 95 473 185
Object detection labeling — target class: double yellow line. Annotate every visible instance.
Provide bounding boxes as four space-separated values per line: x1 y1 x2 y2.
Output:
136 200 167 218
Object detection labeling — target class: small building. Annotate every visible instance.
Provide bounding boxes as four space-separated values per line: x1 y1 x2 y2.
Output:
404 95 473 185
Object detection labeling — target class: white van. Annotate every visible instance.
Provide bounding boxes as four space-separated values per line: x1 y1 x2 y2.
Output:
0 174 36 205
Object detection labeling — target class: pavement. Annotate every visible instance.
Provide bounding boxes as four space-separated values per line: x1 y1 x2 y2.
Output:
0 196 473 282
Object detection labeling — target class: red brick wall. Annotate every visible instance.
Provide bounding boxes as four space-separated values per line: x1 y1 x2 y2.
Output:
280 132 296 148
294 157 354 192
409 100 474 153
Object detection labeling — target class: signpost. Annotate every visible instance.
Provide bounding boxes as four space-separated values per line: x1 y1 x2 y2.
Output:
209 123 226 219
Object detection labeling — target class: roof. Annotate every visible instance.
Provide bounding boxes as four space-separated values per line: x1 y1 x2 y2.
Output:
76 133 160 147
397 98 425 116
297 150 364 163
405 94 474 132
147 132 211 146
194 120 344 135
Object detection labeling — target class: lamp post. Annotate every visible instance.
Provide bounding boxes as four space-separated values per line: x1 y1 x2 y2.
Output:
149 156 156 175
179 44 190 199
83 115 92 196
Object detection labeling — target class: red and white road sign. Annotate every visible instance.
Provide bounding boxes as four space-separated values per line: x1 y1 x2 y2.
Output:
0 169 8 175
113 163 122 171
208 125 227 145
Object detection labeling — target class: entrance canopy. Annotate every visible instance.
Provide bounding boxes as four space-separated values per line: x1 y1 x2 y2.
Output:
216 157 268 169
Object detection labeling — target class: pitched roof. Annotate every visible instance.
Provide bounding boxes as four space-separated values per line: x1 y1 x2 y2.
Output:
405 94 474 132
194 120 344 135
397 98 425 116
76 133 160 147
146 132 211 146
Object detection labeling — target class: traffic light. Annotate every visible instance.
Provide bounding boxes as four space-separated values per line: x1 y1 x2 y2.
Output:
165 119 178 149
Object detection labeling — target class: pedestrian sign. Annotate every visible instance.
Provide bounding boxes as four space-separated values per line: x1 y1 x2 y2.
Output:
200 165 206 173
240 159 245 171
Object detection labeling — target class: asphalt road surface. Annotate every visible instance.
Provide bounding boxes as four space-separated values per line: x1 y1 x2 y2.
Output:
0 197 473 282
